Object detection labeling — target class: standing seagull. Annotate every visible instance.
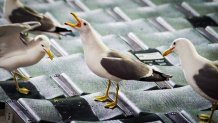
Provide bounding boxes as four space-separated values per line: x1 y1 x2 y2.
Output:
3 0 71 34
65 13 172 109
163 38 218 123
0 23 54 94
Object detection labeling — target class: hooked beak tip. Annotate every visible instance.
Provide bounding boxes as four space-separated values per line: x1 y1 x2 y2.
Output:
44 48 54 60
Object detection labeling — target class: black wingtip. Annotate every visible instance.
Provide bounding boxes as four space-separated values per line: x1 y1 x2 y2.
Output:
54 27 72 33
139 70 172 82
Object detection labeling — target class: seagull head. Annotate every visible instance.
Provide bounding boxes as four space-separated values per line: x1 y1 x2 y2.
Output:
162 38 197 57
34 35 54 60
64 13 90 32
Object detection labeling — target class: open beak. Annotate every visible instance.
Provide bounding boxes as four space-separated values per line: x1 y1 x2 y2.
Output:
64 13 81 28
44 48 54 60
162 47 175 56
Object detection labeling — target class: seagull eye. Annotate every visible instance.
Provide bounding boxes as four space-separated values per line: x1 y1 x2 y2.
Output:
24 32 28 37
22 32 28 37
173 42 176 45
20 32 28 38
41 44 45 47
83 22 87 26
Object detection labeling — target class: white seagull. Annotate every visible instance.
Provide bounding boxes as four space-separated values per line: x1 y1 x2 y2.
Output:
163 38 218 123
65 13 172 109
0 23 54 94
3 0 71 34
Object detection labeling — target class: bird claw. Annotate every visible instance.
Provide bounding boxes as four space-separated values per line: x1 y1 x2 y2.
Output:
197 114 210 122
19 76 29 81
105 101 117 109
16 87 30 95
94 95 108 102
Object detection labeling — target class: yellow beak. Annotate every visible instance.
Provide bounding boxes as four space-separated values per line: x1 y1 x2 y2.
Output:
44 48 54 60
64 13 81 28
162 47 175 56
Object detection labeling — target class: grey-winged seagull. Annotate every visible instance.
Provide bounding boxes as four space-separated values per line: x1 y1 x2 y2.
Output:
3 0 71 33
163 38 218 123
65 13 172 109
0 23 54 94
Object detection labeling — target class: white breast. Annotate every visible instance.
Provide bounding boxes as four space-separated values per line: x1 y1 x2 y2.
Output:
80 26 122 81
181 57 215 102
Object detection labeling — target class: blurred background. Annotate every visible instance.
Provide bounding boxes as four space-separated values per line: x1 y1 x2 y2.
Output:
0 0 218 123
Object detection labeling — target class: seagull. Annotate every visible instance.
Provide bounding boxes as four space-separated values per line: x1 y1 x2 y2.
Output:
3 0 71 34
0 23 54 94
163 38 218 123
65 13 172 109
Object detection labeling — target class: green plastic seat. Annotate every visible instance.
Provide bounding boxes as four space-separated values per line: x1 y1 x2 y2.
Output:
189 2 218 16
160 17 193 30
28 1 76 24
21 0 47 5
207 13 218 25
135 28 210 48
122 85 211 120
122 4 185 20
80 0 142 10
149 0 208 6
93 19 159 36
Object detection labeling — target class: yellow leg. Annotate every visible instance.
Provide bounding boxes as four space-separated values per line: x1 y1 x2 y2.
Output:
198 114 209 123
198 102 218 123
12 72 29 95
14 72 29 81
95 80 111 102
105 82 119 109
208 102 218 123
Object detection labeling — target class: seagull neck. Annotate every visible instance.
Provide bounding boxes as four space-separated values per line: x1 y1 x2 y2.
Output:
27 44 45 63
80 27 109 53
178 47 202 69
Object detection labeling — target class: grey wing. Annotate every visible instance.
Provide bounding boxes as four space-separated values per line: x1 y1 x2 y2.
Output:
193 64 218 100
9 7 43 23
100 57 151 80
0 24 28 58
0 24 30 34
9 7 54 31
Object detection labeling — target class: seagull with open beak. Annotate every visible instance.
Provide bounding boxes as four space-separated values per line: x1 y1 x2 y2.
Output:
163 38 218 123
0 23 54 94
65 13 172 109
